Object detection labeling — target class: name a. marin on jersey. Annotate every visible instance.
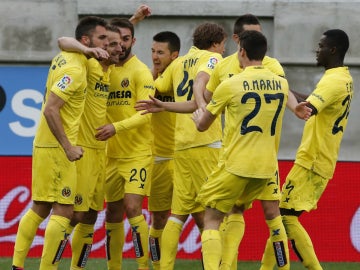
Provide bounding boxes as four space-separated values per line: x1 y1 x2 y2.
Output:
243 79 283 91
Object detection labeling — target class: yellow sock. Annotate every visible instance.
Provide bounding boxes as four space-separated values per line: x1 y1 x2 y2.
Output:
70 223 94 270
12 209 44 268
260 237 276 270
266 216 290 270
39 215 71 270
128 215 149 270
160 217 183 270
218 217 227 270
105 222 124 270
282 215 323 270
220 214 244 270
202 229 222 270
149 226 163 270
219 216 227 239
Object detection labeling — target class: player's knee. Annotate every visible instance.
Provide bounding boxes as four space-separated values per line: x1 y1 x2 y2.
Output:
261 200 280 220
152 211 169 229
82 210 98 224
230 204 245 214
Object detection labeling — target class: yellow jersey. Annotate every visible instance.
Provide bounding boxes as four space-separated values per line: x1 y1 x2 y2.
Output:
206 52 285 93
295 66 353 179
106 55 155 158
77 59 113 149
155 47 223 151
207 66 289 178
34 51 87 147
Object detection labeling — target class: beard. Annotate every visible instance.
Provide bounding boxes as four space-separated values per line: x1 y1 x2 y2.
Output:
119 46 132 61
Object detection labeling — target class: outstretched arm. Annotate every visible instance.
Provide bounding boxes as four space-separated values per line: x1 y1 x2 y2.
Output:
95 111 151 141
57 37 109 59
135 95 197 114
286 90 312 120
192 108 216 132
294 101 313 120
290 89 309 102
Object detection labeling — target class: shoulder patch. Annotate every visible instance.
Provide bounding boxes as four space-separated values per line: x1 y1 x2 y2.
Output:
207 57 219 70
56 75 73 91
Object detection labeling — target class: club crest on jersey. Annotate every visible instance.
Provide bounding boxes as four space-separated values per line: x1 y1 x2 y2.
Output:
121 78 130 88
56 75 73 91
75 194 83 205
61 187 71 197
207 57 218 69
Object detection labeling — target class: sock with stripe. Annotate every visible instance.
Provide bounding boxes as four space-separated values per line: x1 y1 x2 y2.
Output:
266 216 290 270
39 215 71 270
128 215 150 269
105 222 125 270
282 215 322 270
149 226 163 270
70 223 95 270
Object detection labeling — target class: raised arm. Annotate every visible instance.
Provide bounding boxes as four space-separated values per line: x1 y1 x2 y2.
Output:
192 108 217 132
129 4 152 25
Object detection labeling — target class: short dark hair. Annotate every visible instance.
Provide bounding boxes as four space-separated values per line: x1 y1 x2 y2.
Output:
233 14 260 36
193 22 227 50
153 31 181 53
106 24 121 35
239 30 267 61
323 29 349 60
110 17 135 37
75 16 108 41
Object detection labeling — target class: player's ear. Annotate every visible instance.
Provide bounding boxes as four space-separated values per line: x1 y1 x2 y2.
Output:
330 46 337 55
232 33 239 43
171 51 179 60
239 46 246 57
80 35 90 47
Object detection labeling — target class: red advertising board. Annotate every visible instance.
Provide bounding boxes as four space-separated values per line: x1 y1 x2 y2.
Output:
1 156 359 261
